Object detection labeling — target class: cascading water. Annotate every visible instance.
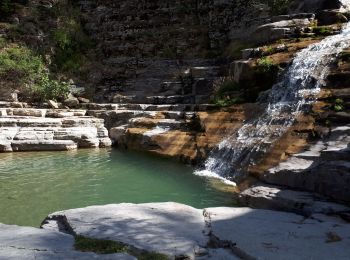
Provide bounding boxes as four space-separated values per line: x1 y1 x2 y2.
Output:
196 2 350 185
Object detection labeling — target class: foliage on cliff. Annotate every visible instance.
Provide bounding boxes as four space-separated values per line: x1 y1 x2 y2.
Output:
261 0 290 15
49 0 93 74
0 39 69 101
0 0 94 101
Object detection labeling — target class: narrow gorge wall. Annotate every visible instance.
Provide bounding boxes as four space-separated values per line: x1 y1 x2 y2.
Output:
78 0 267 103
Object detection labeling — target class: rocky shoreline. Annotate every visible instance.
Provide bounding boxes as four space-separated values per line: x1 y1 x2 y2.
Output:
1 202 349 259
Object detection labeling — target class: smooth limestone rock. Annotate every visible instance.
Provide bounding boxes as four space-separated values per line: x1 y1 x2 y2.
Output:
41 202 350 260
42 202 208 259
205 207 350 260
0 224 134 260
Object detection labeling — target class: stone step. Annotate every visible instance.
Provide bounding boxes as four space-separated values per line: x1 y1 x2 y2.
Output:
0 101 28 108
112 94 211 105
83 103 218 112
0 117 62 128
45 110 87 118
61 117 105 128
11 140 77 152
2 108 87 118
129 118 186 130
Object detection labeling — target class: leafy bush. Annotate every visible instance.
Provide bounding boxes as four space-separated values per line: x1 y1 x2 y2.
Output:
333 98 345 112
0 0 14 17
0 42 69 101
32 75 70 101
50 3 93 73
213 78 245 107
256 57 277 73
214 97 245 107
312 26 333 36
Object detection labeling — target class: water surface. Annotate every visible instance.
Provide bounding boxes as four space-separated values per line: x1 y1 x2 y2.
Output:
0 149 235 227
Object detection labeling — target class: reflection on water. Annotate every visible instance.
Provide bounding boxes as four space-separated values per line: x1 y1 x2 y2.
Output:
0 149 234 227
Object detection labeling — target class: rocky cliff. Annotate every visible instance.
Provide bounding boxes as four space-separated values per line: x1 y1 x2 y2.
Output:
0 0 349 210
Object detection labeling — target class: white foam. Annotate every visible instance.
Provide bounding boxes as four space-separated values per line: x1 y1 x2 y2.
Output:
143 126 170 137
194 170 237 186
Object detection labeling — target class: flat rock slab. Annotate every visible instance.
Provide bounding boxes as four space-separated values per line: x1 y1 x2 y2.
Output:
11 140 78 151
43 202 208 259
41 202 350 260
0 224 134 260
205 207 350 260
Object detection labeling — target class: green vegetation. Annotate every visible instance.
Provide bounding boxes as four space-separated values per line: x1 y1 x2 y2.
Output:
312 26 333 36
225 41 255 59
0 40 69 101
75 235 128 254
263 0 290 15
74 235 169 259
0 0 14 17
256 57 280 73
50 0 92 73
138 252 169 260
213 79 245 107
333 98 345 112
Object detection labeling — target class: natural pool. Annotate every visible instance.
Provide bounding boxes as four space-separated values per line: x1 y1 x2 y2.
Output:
0 149 235 227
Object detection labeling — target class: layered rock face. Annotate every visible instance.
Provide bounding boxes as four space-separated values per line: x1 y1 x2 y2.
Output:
78 0 270 103
251 48 350 204
0 102 111 152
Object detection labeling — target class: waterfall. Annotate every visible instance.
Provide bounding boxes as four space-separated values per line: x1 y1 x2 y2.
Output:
196 9 350 185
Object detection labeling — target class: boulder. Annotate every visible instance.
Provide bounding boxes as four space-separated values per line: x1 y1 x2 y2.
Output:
48 100 59 109
64 94 80 108
317 10 348 25
78 97 90 103
42 202 208 259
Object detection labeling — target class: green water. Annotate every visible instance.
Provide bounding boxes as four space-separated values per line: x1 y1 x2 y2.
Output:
0 149 234 227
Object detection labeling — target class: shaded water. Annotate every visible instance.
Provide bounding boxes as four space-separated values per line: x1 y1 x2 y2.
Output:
0 149 235 227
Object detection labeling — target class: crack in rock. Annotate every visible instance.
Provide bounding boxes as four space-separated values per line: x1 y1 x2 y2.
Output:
202 209 257 260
